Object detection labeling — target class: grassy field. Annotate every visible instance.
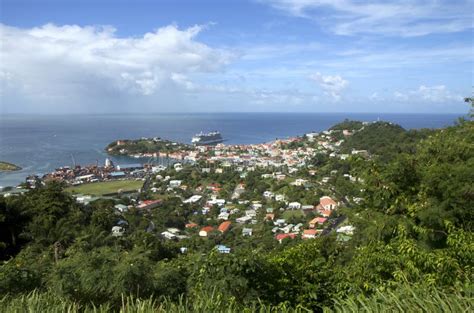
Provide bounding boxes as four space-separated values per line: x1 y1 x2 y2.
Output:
66 180 143 196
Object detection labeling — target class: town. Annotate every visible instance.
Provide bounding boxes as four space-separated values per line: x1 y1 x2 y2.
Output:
2 120 375 251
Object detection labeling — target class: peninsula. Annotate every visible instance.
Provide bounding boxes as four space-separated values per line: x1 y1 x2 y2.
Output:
0 161 22 172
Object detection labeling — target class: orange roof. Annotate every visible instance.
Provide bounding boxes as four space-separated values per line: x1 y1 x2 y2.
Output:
185 222 198 228
309 217 327 225
303 229 317 235
200 226 214 233
218 221 231 233
275 233 297 241
265 213 275 220
320 196 337 207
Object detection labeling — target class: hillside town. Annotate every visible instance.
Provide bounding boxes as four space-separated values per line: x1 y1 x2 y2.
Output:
1 121 375 251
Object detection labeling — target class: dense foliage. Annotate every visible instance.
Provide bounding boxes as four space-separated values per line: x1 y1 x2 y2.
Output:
1 119 473 311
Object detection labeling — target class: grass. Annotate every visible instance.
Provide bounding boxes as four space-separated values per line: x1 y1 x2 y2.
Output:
0 285 472 313
66 180 143 196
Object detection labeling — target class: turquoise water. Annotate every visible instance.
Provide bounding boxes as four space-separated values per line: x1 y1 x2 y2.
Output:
0 113 463 186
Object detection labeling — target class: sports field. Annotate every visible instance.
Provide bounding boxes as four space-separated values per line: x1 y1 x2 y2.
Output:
66 180 143 196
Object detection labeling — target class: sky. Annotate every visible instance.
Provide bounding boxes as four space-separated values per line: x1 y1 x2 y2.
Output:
0 0 472 114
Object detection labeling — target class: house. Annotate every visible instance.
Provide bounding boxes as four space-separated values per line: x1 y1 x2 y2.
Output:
282 224 294 233
173 163 183 171
301 205 315 212
291 178 308 186
275 233 297 243
320 196 338 210
199 226 214 237
236 216 252 224
245 209 257 217
216 245 231 254
274 219 286 226
114 204 128 213
184 195 202 204
288 202 301 210
252 203 263 210
137 200 161 210
218 221 231 233
242 228 253 236
263 191 274 198
218 212 230 220
309 217 327 228
293 223 303 232
161 231 177 240
302 229 318 239
111 226 124 237
275 194 285 202
337 225 355 235
169 180 182 188
265 213 275 221
185 222 198 229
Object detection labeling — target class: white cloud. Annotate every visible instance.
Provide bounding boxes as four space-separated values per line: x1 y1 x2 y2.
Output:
394 85 462 102
0 23 233 110
310 72 348 100
262 0 473 36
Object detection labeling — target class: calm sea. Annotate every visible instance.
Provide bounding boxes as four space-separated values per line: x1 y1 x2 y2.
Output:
0 113 463 186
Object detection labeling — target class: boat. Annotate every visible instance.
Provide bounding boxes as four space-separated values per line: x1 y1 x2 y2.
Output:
191 131 224 145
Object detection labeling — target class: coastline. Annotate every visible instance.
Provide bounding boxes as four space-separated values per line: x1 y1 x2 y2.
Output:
0 161 22 172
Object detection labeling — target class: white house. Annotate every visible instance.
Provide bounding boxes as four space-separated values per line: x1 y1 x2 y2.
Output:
288 202 301 210
236 216 252 224
242 228 253 236
111 226 125 237
169 180 182 188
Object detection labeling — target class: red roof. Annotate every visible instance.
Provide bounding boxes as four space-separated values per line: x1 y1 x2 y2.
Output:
303 229 318 235
218 221 231 233
310 217 327 225
275 233 297 241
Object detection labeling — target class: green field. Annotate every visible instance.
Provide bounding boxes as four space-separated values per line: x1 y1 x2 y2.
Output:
66 180 143 196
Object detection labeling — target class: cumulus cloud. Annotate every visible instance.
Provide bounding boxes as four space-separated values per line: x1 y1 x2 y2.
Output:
0 23 232 111
310 72 348 101
262 0 473 37
394 85 462 102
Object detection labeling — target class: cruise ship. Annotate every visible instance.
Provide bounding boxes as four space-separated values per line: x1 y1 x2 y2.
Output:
191 131 224 145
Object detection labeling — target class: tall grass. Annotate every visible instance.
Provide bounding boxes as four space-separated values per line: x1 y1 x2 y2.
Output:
1 284 472 312
325 284 473 313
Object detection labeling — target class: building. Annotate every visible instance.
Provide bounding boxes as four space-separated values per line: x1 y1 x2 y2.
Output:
216 245 231 254
319 196 338 210
242 228 253 236
199 226 214 237
309 217 327 228
218 221 231 233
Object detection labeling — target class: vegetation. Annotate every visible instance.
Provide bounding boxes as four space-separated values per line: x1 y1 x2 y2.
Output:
106 137 191 156
0 116 472 311
0 162 21 172
66 180 144 195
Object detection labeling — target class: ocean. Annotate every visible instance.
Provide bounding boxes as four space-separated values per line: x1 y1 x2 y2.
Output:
0 113 463 187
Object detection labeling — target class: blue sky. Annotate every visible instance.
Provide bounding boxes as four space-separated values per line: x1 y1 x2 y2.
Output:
0 0 472 113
